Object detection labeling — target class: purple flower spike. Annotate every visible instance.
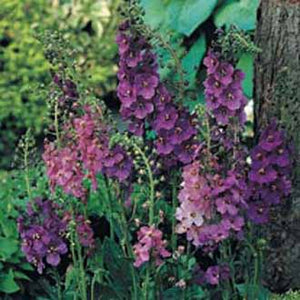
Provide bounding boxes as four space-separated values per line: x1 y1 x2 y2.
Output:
17 198 69 274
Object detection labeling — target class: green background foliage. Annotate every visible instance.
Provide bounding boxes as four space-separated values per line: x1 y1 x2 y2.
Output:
0 0 120 169
141 0 258 110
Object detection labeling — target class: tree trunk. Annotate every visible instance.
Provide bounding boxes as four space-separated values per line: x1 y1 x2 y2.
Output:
254 0 300 292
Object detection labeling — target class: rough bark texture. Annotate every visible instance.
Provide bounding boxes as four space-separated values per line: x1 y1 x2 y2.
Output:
254 0 300 292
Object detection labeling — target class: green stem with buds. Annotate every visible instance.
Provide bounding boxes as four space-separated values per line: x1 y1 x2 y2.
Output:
132 142 155 225
54 100 61 147
24 140 32 201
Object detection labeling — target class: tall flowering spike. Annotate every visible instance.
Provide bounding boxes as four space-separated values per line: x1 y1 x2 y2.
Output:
43 141 86 199
76 215 95 254
43 106 133 199
133 226 171 268
52 74 79 112
247 121 292 224
204 50 247 126
116 22 199 165
176 160 247 248
17 198 68 274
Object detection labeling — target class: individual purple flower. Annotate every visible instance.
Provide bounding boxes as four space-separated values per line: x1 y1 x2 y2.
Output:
133 244 149 267
123 48 143 68
155 132 174 155
206 92 221 110
135 74 159 99
205 266 220 285
169 119 197 145
175 201 204 230
215 62 234 86
128 119 144 136
220 85 242 110
153 105 179 131
247 202 270 224
204 75 224 96
116 33 130 54
174 140 199 164
248 165 277 184
203 51 219 74
216 196 238 216
213 106 235 125
130 98 154 119
221 216 245 232
153 84 172 111
117 81 137 108
270 147 290 167
232 69 245 86
259 122 284 152
46 238 68 266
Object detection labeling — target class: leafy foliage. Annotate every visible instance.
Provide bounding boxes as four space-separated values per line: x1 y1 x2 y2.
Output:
0 0 120 169
214 0 260 31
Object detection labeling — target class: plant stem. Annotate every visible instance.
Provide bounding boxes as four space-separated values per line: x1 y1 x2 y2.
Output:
171 176 178 252
117 190 138 299
155 33 185 102
143 267 150 300
55 270 62 300
24 141 32 201
54 100 61 147
132 143 155 225
104 177 114 238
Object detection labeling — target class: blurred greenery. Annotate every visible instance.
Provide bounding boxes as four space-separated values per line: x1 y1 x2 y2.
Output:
0 0 120 169
271 291 300 300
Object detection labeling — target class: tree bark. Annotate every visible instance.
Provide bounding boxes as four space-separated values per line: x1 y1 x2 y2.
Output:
254 0 300 292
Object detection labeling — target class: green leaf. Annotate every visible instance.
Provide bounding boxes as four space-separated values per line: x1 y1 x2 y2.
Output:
14 271 31 281
0 237 19 259
214 0 260 31
65 265 77 291
163 287 183 299
20 262 34 271
182 34 206 88
0 218 18 238
236 53 254 98
141 0 168 29
168 0 218 36
0 270 20 294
